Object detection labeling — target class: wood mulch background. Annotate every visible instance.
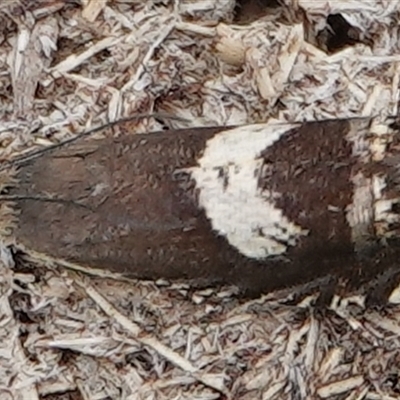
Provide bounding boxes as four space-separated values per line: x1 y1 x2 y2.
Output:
1 1 400 399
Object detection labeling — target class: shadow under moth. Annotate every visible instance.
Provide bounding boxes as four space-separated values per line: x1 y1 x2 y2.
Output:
2 116 400 306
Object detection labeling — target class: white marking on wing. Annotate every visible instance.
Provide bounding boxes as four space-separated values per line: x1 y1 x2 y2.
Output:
347 119 400 241
186 123 309 259
345 172 374 248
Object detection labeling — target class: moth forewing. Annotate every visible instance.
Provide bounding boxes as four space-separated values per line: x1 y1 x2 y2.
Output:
4 117 400 303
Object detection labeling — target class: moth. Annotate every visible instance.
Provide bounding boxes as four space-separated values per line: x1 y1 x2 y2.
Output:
2 116 400 305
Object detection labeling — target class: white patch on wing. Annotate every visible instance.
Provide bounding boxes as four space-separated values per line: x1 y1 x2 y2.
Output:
346 119 372 162
185 123 309 259
345 172 374 249
347 118 400 242
91 183 109 197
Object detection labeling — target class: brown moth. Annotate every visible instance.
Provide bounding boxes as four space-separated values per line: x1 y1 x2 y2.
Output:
2 117 400 304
